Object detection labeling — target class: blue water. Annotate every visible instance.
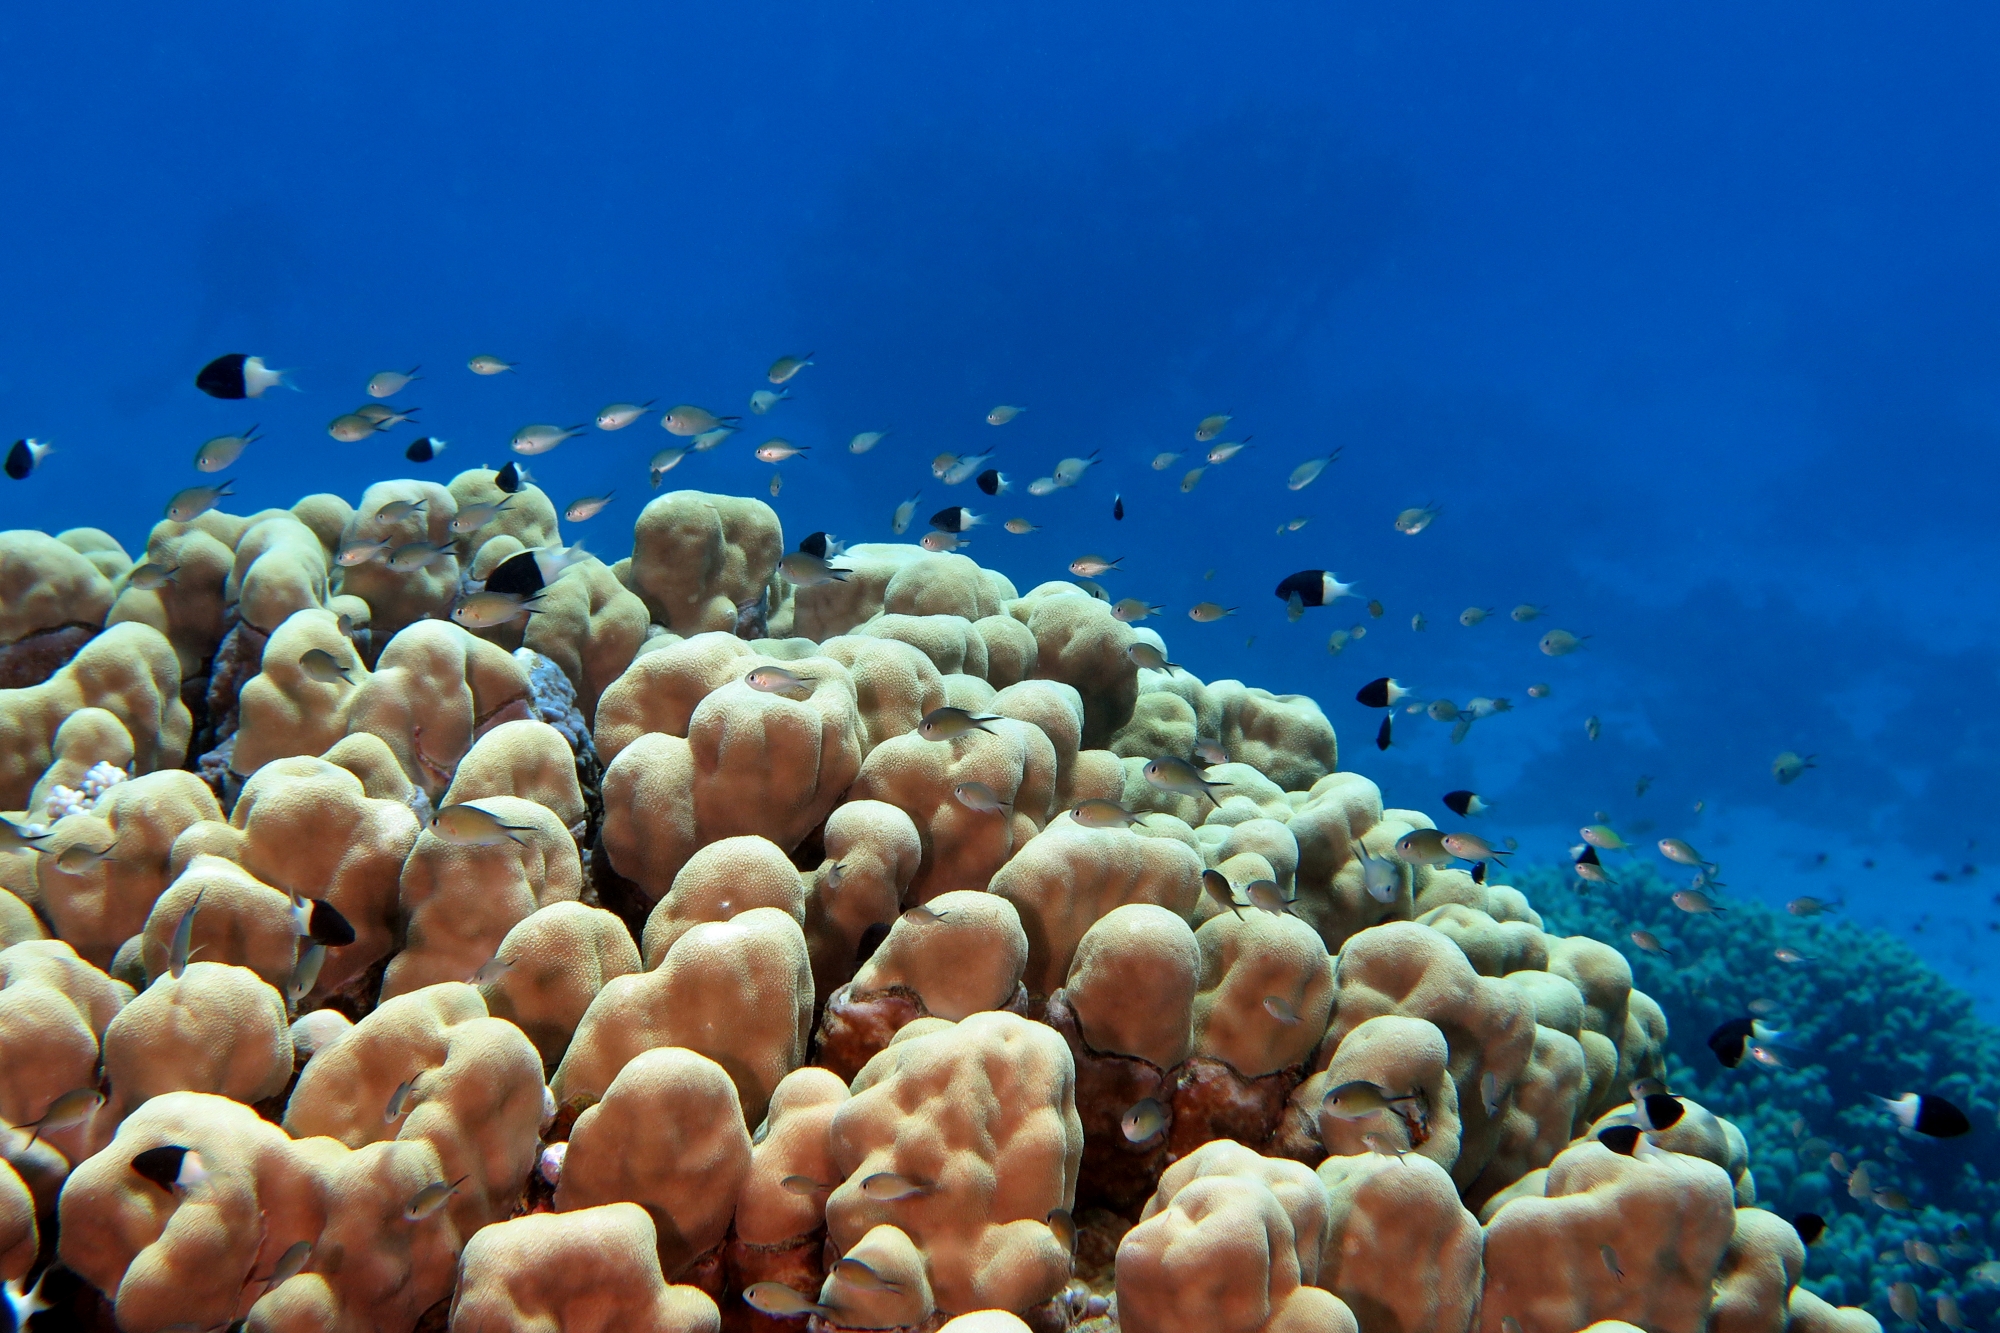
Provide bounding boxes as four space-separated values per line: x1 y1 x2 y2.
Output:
3 4 1995 1002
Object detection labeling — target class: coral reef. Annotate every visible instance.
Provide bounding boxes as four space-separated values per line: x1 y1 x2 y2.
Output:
0 485 1932 1333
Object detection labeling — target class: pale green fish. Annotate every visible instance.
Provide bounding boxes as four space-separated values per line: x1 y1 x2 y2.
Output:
356 403 417 427
649 447 688 485
1441 832 1506 862
1671 889 1725 914
1774 947 1810 964
745 666 817 694
1195 413 1231 441
1786 896 1839 918
1027 477 1060 496
1465 697 1508 719
467 355 515 375
1427 700 1460 722
403 1175 468 1222
452 591 541 629
1143 756 1230 805
1889 1282 1919 1323
386 541 452 572
920 532 969 552
194 426 261 472
1322 1080 1420 1120
986 404 1024 425
1360 851 1402 903
431 804 537 847
1192 738 1228 765
768 353 814 384
1394 503 1440 534
299 648 356 685
1202 869 1243 918
1327 630 1349 654
1601 1245 1623 1280
259 1239 314 1293
749 388 790 414
385 1077 418 1122
1111 598 1162 623
938 452 992 486
1047 1208 1077 1253
166 480 233 522
1657 838 1710 868
691 425 737 451
1052 452 1097 485
1773 751 1817 785
448 498 512 534
1152 451 1183 470
916 706 1001 741
288 943 326 1002
744 1282 829 1318
832 1257 902 1295
565 492 615 521
1277 516 1311 534
891 491 922 535
510 423 584 456
1411 612 1427 631
1579 824 1626 851
1459 607 1491 627
953 781 1010 814
0 818 49 852
1263 996 1302 1024
374 498 428 523
126 561 179 590
901 903 951 924
1511 603 1547 622
778 552 847 587
1939 1294 1969 1331
779 1174 829 1196
1180 466 1206 493
1526 683 1551 698
1286 449 1341 490
11 1086 103 1147
595 400 655 430
1205 437 1251 464
1394 828 1451 867
661 405 740 436
848 430 890 454
769 473 782 497
1245 880 1291 914
859 1171 930 1201
930 451 963 479
756 438 808 462
1585 715 1602 741
1540 629 1587 656
1907 1240 1945 1271
469 954 513 986
328 412 385 442
367 366 420 397
169 889 203 978
1072 799 1148 830
1126 642 1180 673
1188 602 1235 623
55 843 117 875
1629 930 1671 958
1069 553 1120 577
1121 1097 1168 1143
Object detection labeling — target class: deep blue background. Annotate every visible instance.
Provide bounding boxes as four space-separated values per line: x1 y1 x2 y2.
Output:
3 4 1995 1003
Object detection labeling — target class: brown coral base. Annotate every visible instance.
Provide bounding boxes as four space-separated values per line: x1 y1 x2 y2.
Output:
0 623 96 689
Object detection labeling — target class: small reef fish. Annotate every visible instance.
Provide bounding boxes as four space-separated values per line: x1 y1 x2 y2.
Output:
1143 756 1230 805
1773 751 1817 784
1540 629 1587 656
1287 449 1341 490
1126 643 1180 672
467 355 515 375
1121 1098 1168 1143
195 353 290 398
749 389 789 414
1195 414 1231 440
769 353 814 384
403 1175 469 1221
166 480 234 522
1394 504 1440 534
130 1145 209 1193
849 430 890 454
565 492 615 521
195 426 261 472
1202 869 1243 918
917 707 1001 741
1188 602 1235 622
4 438 53 480
596 401 655 430
1073 799 1149 830
431 804 536 847
859 1172 931 1201
367 366 419 397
